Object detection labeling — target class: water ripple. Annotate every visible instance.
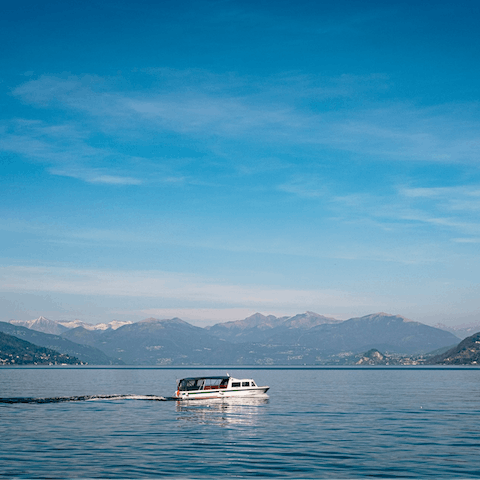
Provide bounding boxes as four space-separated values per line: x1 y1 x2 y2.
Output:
0 394 167 404
1 368 480 478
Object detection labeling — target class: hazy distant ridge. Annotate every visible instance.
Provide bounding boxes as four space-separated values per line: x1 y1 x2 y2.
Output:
4 312 464 365
433 322 480 340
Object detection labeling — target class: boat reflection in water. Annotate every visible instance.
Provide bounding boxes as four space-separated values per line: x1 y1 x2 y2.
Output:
175 396 269 427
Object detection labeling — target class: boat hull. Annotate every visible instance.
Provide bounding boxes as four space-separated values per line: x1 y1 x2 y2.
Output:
175 386 269 400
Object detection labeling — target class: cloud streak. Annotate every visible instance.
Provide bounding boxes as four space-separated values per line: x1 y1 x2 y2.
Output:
0 118 185 186
11 72 480 168
329 184 480 239
0 265 373 311
49 167 142 185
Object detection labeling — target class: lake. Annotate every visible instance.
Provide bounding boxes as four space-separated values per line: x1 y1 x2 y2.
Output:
1 367 480 478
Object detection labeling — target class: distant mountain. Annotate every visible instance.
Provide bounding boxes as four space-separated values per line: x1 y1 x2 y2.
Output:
282 311 341 329
434 322 480 340
206 311 339 343
0 332 81 365
9 317 133 334
427 331 480 365
205 313 286 342
10 316 70 335
59 319 133 331
82 320 133 331
0 322 121 365
61 317 238 365
295 313 459 355
259 312 342 346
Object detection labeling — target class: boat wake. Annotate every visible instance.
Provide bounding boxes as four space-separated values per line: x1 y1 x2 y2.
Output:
0 394 168 404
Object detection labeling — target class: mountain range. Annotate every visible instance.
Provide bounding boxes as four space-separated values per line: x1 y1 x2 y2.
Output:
0 322 122 364
2 312 464 365
10 316 132 335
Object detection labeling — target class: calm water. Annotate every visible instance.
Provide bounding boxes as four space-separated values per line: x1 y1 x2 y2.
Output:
1 367 480 478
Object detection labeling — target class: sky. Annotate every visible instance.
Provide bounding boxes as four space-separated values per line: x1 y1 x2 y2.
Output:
1 0 480 327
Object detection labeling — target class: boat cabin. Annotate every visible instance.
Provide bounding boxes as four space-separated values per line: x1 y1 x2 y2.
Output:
177 376 257 392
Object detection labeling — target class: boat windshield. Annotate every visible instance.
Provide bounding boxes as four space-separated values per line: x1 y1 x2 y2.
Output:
178 377 229 391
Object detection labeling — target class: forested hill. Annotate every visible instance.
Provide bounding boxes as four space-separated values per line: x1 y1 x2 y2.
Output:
0 322 121 365
0 332 81 365
428 332 480 365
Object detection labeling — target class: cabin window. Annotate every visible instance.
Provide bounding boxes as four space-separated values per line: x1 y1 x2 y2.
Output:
203 378 228 390
242 381 250 387
251 381 256 386
231 382 241 387
179 379 203 391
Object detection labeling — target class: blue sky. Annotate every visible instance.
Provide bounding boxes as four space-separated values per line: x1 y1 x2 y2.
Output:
1 0 479 326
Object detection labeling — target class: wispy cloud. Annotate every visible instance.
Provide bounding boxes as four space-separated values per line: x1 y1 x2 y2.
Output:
11 72 480 167
0 265 373 311
452 238 480 244
49 167 142 185
400 185 480 211
278 175 326 199
326 183 480 240
0 118 186 186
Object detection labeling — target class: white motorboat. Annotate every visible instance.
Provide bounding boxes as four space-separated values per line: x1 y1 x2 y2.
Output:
174 375 269 400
